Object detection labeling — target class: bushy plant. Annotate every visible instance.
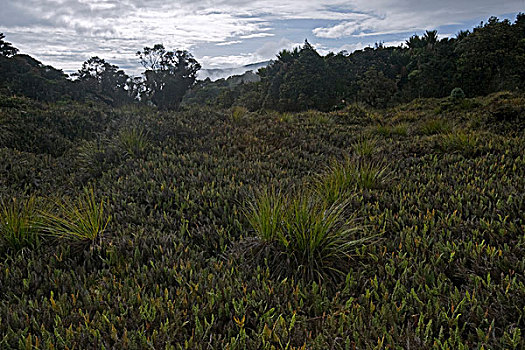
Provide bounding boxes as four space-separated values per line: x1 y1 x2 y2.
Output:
40 187 111 244
0 196 41 250
420 118 451 135
450 87 466 102
245 191 372 285
352 137 378 157
118 127 148 157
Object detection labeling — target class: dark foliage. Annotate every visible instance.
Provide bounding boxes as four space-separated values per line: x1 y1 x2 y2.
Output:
0 90 524 348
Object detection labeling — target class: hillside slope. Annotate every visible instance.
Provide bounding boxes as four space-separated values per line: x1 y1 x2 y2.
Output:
0 92 524 348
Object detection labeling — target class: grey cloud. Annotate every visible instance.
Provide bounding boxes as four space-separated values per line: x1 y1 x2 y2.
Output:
0 0 523 75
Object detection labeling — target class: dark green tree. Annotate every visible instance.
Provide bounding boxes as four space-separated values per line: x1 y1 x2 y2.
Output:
358 67 398 108
0 33 18 57
456 17 523 95
137 44 201 109
73 56 133 106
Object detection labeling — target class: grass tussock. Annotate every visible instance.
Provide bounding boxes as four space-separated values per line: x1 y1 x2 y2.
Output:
420 118 452 135
118 127 148 156
41 188 111 244
314 159 390 204
231 106 249 122
373 123 409 137
244 190 373 285
0 196 41 250
352 137 378 157
440 131 480 155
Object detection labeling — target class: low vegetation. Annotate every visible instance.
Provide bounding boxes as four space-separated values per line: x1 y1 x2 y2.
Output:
0 90 524 348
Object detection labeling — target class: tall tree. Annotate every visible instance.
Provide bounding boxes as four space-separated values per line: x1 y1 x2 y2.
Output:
73 56 132 105
456 17 522 95
358 67 398 108
0 33 18 57
137 44 200 109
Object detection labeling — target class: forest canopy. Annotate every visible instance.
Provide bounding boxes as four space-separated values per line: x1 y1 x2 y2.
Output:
1 14 524 111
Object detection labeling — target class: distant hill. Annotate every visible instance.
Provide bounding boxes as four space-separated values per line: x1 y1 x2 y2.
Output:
198 61 271 81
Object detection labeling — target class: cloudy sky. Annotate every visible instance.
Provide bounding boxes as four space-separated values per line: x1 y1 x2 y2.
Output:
1 0 523 76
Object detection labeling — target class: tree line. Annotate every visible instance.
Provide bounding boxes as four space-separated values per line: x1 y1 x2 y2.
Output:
1 14 524 111
0 40 200 109
217 14 525 111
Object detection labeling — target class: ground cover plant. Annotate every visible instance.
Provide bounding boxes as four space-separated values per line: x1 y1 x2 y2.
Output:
0 91 524 348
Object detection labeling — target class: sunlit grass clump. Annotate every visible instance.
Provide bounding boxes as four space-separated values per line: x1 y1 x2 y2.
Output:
352 137 378 157
314 159 390 204
244 188 374 285
440 131 480 155
0 196 41 250
420 118 452 135
231 106 248 122
118 127 148 156
41 188 111 244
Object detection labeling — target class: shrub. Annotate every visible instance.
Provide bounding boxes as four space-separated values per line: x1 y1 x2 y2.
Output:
0 196 41 251
450 87 466 102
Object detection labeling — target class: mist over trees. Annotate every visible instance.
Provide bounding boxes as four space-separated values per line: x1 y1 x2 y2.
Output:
0 14 524 111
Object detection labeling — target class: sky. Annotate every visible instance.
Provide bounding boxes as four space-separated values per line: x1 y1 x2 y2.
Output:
0 0 523 77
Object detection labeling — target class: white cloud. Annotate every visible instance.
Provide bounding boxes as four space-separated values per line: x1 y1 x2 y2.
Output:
312 0 524 39
0 0 522 74
239 33 275 39
216 41 243 46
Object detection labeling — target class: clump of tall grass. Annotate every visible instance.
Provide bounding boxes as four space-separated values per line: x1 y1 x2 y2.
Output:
420 118 451 135
314 159 390 204
306 111 331 125
244 190 373 285
245 187 287 242
314 160 356 205
278 112 294 123
231 106 248 122
440 131 480 155
352 137 378 157
354 161 390 190
118 127 148 157
40 188 111 245
373 123 409 137
0 196 41 251
374 124 392 137
391 123 409 136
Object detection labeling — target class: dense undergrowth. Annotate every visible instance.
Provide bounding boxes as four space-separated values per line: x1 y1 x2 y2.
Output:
0 91 524 348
